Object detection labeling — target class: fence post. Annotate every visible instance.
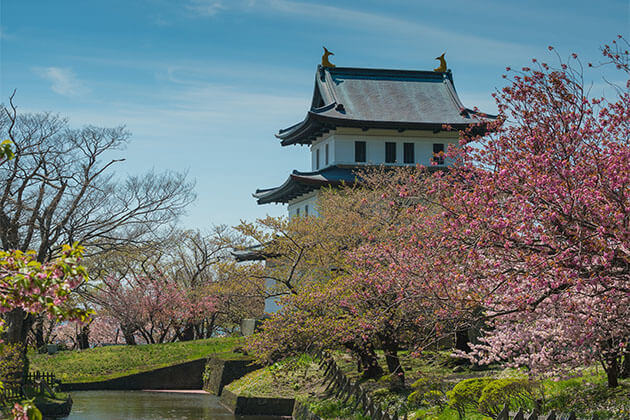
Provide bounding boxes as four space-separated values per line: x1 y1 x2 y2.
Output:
526 408 539 420
495 404 509 420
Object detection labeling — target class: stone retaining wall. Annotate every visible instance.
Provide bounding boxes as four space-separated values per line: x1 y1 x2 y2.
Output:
203 357 260 395
60 358 207 391
220 388 294 416
292 400 323 420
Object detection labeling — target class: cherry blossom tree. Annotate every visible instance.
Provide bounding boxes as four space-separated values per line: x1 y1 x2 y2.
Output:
408 37 630 387
244 169 449 385
84 229 247 345
247 38 629 389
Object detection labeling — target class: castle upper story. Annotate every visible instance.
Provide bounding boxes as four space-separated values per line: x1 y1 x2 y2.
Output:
254 60 495 216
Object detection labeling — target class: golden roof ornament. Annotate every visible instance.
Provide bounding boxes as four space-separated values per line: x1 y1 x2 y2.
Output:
434 53 447 72
322 47 336 68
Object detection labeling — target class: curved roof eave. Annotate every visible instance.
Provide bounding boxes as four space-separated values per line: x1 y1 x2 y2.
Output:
254 166 360 204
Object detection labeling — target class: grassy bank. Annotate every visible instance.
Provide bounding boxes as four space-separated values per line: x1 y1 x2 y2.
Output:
321 351 630 420
29 337 244 383
224 354 326 399
228 351 629 420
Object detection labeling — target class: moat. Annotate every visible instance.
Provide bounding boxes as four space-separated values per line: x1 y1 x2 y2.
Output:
60 390 252 420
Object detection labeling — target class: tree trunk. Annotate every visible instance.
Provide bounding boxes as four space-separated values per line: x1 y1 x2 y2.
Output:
121 324 137 345
619 350 630 379
33 316 46 350
455 328 472 353
77 324 90 350
605 354 619 388
345 340 383 380
179 324 195 341
382 341 405 390
206 315 217 339
3 309 32 344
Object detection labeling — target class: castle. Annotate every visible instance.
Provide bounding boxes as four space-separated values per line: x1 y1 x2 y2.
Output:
254 57 492 217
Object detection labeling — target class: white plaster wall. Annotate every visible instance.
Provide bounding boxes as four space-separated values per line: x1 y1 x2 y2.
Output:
311 135 335 171
287 190 319 218
310 128 459 169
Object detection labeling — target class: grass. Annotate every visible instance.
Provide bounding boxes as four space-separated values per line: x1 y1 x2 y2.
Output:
541 374 630 420
28 337 244 383
224 354 325 399
300 351 629 420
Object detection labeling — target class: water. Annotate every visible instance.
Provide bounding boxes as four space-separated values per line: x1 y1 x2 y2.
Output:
61 390 237 420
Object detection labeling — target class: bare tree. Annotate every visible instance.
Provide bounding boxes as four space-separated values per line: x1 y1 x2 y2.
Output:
0 95 196 345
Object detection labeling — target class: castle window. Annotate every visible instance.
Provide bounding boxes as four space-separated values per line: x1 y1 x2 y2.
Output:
296 208 300 217
385 142 396 163
404 142 414 164
355 141 366 162
316 149 320 170
433 143 445 165
305 205 309 216
325 144 329 165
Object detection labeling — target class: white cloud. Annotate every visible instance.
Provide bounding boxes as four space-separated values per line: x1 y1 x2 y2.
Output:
185 0 258 16
186 0 227 16
183 0 536 65
35 67 89 96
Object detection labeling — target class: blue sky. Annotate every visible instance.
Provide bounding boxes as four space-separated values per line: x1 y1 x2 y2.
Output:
1 1 628 230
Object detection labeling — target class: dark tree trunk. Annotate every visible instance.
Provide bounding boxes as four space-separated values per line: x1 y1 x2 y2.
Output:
455 328 472 353
179 324 195 341
3 309 30 344
605 354 620 388
121 324 137 345
77 324 90 350
33 316 46 350
382 340 405 390
348 340 383 380
620 350 630 379
206 314 217 338
2 310 31 386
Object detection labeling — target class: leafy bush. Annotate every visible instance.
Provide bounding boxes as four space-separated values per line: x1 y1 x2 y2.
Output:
408 377 447 409
478 377 535 417
308 396 370 420
543 376 630 420
447 377 494 419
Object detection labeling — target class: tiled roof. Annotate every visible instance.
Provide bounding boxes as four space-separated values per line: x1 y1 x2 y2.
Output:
253 165 359 204
277 66 495 146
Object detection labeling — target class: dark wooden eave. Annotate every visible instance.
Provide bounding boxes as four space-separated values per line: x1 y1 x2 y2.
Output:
254 165 360 204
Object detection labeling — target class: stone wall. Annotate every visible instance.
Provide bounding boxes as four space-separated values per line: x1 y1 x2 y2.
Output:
220 388 295 416
203 357 260 395
60 358 207 391
292 400 323 420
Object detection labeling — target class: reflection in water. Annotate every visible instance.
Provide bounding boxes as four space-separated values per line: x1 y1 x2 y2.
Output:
62 390 236 420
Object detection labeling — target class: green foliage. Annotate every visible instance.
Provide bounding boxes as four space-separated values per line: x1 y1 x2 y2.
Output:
477 377 535 417
28 337 242 383
446 377 494 419
307 396 371 420
16 399 43 420
225 356 322 399
0 343 24 384
543 376 630 420
408 377 448 409
0 139 14 161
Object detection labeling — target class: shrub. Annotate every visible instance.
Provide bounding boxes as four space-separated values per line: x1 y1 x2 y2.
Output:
478 377 535 417
447 377 494 419
407 377 448 409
